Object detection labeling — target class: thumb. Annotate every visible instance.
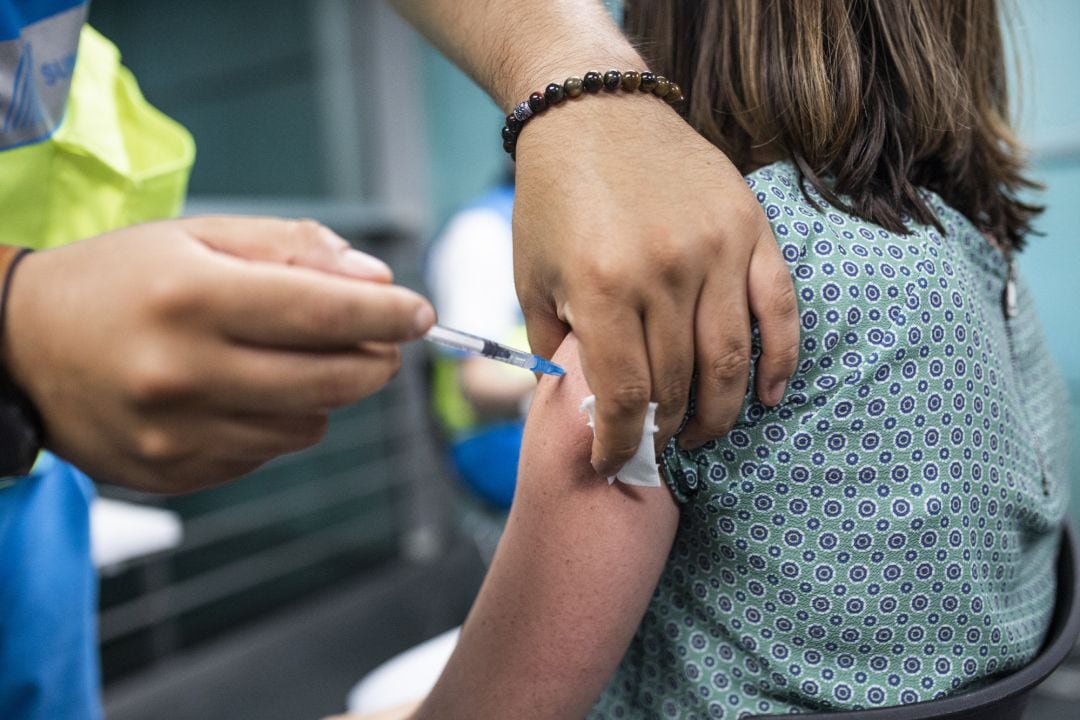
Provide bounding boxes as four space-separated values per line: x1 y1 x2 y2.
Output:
180 215 394 282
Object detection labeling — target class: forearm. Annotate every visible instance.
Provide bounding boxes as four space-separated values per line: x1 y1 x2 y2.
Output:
388 0 642 111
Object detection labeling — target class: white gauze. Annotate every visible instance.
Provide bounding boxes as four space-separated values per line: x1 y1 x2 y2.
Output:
578 395 662 487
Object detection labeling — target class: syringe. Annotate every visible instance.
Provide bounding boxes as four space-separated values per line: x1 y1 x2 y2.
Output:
423 324 565 377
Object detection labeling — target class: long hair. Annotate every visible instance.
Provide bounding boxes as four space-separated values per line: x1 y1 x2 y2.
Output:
625 0 1041 251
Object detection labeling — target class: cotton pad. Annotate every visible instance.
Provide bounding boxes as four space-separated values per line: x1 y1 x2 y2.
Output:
578 395 662 487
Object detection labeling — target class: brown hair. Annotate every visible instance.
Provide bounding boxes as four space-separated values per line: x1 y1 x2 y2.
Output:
625 0 1041 251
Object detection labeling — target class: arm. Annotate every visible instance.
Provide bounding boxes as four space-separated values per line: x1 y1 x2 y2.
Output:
390 0 800 473
415 334 679 719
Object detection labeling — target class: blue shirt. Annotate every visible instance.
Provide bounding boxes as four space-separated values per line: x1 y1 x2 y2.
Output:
1 2 100 718
0 453 99 720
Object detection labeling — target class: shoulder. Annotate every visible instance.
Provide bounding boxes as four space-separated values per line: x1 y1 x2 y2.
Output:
740 163 936 383
746 161 932 288
744 162 964 364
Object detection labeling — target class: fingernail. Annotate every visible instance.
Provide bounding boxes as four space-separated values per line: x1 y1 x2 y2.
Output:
414 304 435 336
340 249 392 280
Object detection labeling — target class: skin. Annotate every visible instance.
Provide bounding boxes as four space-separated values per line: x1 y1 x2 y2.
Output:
331 335 679 720
409 337 678 719
391 0 800 475
3 217 434 493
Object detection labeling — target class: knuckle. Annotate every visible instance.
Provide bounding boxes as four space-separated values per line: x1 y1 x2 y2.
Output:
134 427 186 464
128 354 195 406
606 382 651 415
646 239 690 284
289 219 342 257
291 218 326 243
144 274 197 318
704 341 751 387
654 376 691 414
579 260 625 298
604 442 639 464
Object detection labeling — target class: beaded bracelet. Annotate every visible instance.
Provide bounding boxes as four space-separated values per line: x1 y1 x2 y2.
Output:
501 69 684 159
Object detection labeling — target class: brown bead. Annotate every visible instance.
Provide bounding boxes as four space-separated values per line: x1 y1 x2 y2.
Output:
506 113 522 133
528 91 547 112
621 70 641 91
544 82 565 105
602 69 621 91
582 71 603 93
653 76 671 98
639 71 657 92
664 82 685 105
564 76 584 98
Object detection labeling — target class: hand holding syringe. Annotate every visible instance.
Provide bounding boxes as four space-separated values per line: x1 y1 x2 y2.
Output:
424 325 565 377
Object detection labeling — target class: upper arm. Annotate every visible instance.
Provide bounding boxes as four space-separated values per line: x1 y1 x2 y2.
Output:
416 334 679 720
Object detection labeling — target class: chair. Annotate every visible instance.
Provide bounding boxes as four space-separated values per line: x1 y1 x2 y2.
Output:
749 521 1080 720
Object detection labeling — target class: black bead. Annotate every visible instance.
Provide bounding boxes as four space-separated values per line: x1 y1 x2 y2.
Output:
528 91 547 112
603 69 621 91
506 114 522 133
503 138 516 153
640 71 657 92
582 71 603 93
501 126 517 142
544 82 565 105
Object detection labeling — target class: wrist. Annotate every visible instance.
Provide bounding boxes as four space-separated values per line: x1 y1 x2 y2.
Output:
496 49 646 113
0 249 41 397
0 247 44 475
513 89 687 163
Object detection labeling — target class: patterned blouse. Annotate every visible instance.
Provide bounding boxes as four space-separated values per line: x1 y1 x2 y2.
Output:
591 161 1070 719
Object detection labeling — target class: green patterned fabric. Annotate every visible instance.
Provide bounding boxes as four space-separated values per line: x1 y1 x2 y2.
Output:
591 162 1070 719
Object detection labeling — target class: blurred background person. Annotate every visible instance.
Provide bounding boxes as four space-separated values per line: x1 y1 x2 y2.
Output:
425 171 531 518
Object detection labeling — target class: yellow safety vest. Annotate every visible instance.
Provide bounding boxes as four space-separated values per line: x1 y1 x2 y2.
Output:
0 26 193 249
